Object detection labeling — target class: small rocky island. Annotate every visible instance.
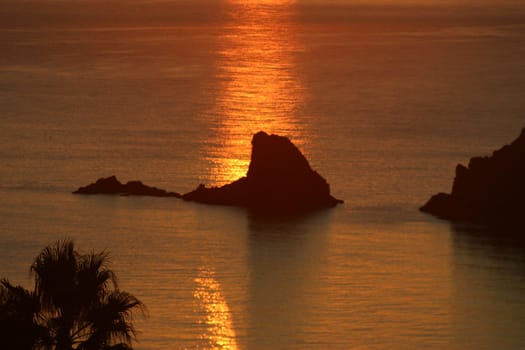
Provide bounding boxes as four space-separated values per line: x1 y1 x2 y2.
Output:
182 131 343 212
73 132 343 212
420 128 525 224
73 176 181 197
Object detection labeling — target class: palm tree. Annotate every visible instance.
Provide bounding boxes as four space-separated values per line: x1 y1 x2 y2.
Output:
0 278 50 349
0 240 144 350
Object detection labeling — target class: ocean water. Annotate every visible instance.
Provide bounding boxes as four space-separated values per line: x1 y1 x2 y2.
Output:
1 1 525 349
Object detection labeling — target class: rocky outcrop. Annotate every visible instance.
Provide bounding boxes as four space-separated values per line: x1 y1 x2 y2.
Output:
183 131 343 212
420 128 525 223
73 176 180 197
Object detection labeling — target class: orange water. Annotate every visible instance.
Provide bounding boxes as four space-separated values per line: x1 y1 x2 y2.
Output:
1 1 525 349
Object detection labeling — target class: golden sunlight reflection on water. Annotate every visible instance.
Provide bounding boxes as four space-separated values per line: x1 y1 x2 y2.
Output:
194 266 239 350
204 0 305 185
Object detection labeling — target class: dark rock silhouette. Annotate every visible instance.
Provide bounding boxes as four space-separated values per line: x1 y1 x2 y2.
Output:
73 176 181 197
183 131 343 212
421 128 525 223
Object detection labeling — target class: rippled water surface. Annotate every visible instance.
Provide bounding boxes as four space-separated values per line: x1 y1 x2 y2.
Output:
1 1 525 349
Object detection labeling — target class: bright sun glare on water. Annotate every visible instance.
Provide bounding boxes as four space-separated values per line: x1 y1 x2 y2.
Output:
205 0 305 185
194 266 240 350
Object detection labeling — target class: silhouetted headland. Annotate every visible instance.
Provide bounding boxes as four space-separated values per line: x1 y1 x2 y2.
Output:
73 176 181 197
183 131 343 212
421 128 525 224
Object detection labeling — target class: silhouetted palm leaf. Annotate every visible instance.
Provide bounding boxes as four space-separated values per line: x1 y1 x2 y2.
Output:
78 290 144 350
0 279 50 350
31 240 78 313
2 240 143 350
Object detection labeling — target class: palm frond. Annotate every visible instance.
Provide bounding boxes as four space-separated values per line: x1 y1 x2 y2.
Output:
83 290 144 348
0 279 51 350
76 250 117 307
0 278 40 319
30 239 78 312
3 240 144 350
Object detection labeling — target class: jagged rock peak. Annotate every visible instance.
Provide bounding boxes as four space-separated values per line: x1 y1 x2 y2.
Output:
420 128 525 224
183 131 343 212
247 131 313 179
